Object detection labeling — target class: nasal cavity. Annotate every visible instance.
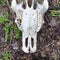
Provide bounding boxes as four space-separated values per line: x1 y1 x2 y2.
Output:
31 38 34 48
28 0 32 7
25 38 28 47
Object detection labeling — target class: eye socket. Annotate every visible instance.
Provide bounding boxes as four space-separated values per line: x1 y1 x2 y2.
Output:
28 0 32 7
33 2 37 10
22 2 26 9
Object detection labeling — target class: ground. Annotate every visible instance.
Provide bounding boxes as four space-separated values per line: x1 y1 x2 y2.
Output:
0 0 60 60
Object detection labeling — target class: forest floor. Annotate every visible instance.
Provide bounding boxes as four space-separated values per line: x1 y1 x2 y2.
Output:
0 0 60 60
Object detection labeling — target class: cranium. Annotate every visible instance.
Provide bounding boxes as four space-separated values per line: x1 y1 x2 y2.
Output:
11 0 49 53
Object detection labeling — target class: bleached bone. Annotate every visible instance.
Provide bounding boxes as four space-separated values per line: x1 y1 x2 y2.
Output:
11 0 17 12
22 0 38 53
37 8 43 32
37 0 49 15
11 0 49 53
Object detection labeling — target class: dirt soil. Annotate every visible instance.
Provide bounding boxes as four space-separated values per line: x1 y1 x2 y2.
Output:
0 0 60 60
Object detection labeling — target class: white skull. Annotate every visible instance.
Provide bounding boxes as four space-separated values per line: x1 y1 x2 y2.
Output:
11 0 49 53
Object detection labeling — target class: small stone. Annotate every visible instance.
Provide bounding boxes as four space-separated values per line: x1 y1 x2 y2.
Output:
57 41 60 46
12 42 19 50
49 18 57 27
1 38 4 42
56 28 60 34
41 51 46 57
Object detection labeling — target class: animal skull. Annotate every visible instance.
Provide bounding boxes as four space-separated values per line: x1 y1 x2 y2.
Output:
11 0 49 53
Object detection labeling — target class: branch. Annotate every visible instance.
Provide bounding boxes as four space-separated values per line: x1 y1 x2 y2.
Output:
48 7 60 10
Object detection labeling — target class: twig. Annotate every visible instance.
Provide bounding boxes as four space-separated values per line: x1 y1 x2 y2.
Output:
41 40 56 50
48 7 60 10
